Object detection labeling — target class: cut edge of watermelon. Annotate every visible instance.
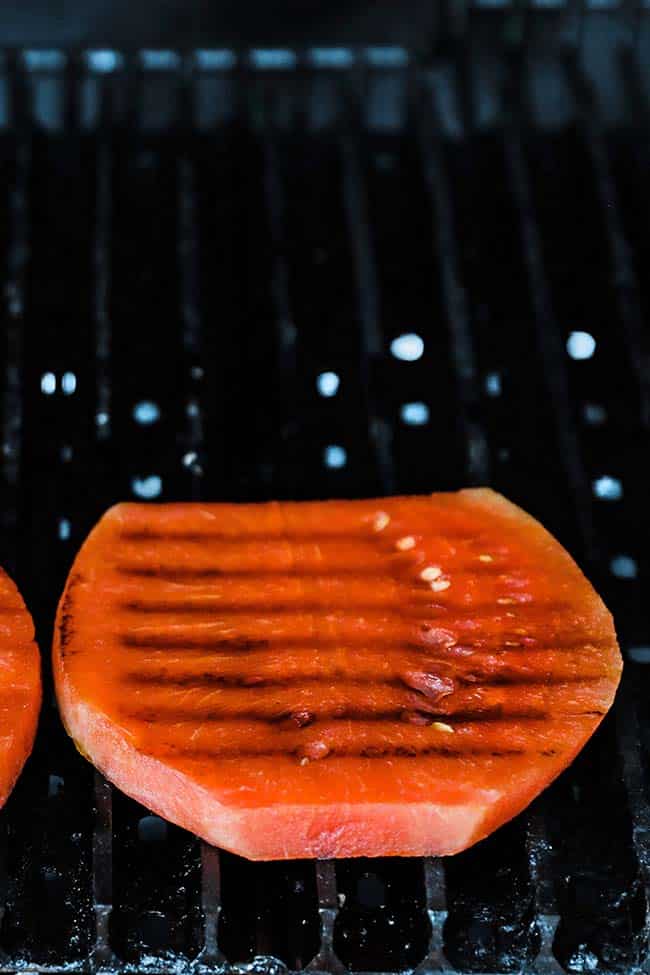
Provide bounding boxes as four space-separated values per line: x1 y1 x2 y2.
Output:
53 657 613 860
52 489 622 859
0 576 41 810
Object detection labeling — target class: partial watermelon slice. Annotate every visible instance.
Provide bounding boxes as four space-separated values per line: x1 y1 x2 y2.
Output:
53 490 621 860
0 567 40 805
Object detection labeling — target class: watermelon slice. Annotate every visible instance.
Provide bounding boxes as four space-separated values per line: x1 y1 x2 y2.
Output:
0 567 41 805
53 490 621 860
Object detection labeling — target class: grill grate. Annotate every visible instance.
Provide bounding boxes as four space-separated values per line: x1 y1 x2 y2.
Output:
0 36 649 975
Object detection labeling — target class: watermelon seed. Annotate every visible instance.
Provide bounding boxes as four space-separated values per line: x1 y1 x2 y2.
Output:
396 536 416 551
479 553 493 562
430 578 450 592
372 511 390 532
432 722 455 734
420 566 442 582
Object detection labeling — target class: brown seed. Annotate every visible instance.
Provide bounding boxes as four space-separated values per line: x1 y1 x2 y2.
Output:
290 709 314 728
403 671 455 700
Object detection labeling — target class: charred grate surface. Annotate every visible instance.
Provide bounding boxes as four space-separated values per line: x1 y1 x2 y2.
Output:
0 34 648 975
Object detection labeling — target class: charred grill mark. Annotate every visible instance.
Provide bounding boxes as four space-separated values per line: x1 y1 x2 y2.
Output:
58 573 83 659
156 745 560 759
118 634 602 653
124 706 606 724
115 566 393 580
121 635 269 652
122 672 606 689
119 529 481 543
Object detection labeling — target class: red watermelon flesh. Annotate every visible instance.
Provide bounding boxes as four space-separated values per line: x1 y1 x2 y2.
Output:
53 489 621 860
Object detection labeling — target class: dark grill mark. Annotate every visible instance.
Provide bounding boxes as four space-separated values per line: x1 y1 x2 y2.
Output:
124 706 605 724
119 529 481 543
58 573 83 659
122 672 604 690
118 633 600 653
116 566 391 580
121 634 269 652
158 745 561 760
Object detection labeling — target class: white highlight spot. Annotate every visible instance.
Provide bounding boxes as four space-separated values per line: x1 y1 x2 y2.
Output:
183 451 198 468
96 411 109 427
629 647 650 663
88 49 120 72
610 555 637 579
133 401 160 425
431 578 451 592
567 331 596 360
583 403 607 426
479 554 493 563
58 518 71 541
485 372 502 397
61 371 77 395
324 445 347 469
317 372 340 397
373 512 390 532
390 333 424 362
420 566 442 582
41 372 56 395
400 401 429 425
132 475 162 499
396 536 415 551
593 476 623 501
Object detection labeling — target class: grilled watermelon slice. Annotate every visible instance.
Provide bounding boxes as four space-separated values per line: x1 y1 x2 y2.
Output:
53 489 621 860
0 567 40 805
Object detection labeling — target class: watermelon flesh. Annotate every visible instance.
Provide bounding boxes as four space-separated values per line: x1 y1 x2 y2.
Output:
0 568 41 806
53 489 621 859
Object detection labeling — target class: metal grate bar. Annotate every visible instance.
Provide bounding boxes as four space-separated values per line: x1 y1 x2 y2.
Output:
93 77 112 442
501 80 598 567
1 55 31 568
614 681 650 931
338 73 395 495
564 53 650 429
91 773 117 970
415 858 451 973
412 70 489 487
177 69 205 499
306 861 345 974
526 812 563 974
260 86 298 391
198 843 226 965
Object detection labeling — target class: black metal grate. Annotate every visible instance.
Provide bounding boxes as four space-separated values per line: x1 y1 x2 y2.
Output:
0 31 649 975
